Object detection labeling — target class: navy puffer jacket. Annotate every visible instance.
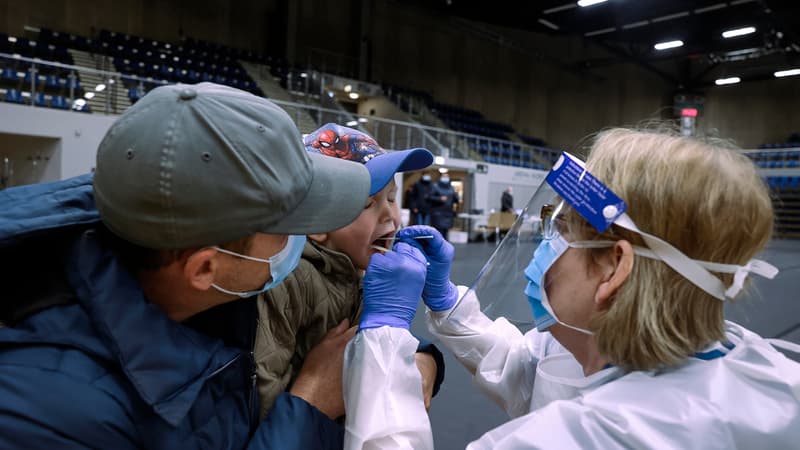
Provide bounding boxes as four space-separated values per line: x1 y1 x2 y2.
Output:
0 174 343 449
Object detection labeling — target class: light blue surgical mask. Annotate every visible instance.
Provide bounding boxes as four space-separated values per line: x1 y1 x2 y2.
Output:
212 235 306 297
524 235 594 335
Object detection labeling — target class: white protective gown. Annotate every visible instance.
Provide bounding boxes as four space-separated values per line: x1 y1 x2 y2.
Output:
343 288 800 449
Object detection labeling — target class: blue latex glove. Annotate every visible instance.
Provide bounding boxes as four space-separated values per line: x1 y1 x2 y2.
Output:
395 225 457 311
359 242 428 331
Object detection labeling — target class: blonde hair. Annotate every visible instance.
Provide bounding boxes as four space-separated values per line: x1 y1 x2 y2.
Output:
576 128 773 371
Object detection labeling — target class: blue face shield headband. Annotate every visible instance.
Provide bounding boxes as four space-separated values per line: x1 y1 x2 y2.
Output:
212 234 307 297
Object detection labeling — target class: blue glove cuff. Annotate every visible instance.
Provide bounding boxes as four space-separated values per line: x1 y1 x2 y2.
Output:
426 281 459 312
359 316 411 331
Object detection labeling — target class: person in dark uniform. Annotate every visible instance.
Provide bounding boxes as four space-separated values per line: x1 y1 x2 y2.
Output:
410 174 434 225
429 175 459 240
501 186 514 213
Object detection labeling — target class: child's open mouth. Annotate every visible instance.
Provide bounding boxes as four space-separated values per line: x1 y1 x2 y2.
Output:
370 232 396 254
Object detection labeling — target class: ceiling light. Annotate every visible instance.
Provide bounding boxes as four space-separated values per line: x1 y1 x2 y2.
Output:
695 3 727 14
344 84 352 93
346 120 358 127
722 27 756 39
434 156 446 165
654 40 684 50
585 27 615 37
622 21 649 30
537 19 559 30
544 3 576 14
577 0 608 6
774 68 800 78
348 92 359 100
358 117 368 123
300 72 308 78
715 77 741 85
95 84 106 92
438 168 449 174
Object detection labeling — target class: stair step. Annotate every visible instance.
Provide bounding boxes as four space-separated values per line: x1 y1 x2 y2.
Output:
240 60 318 132
67 49 132 114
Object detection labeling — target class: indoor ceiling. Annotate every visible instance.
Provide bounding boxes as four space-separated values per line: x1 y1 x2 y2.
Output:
399 0 800 88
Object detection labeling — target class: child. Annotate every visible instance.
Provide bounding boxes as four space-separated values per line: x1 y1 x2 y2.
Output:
254 123 443 419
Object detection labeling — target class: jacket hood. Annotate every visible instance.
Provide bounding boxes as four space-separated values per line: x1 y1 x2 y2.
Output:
0 174 99 248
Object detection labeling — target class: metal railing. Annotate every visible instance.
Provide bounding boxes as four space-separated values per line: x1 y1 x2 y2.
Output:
0 52 561 167
0 52 168 115
268 98 558 166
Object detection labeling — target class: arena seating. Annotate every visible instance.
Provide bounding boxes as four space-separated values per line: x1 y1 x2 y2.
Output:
766 176 800 239
1 31 87 111
428 101 514 140
746 149 800 168
87 29 264 99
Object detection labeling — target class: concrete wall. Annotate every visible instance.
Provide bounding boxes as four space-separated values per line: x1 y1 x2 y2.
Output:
0 103 118 184
0 133 61 187
700 76 800 146
0 0 281 54
358 96 410 123
361 1 674 149
473 163 546 216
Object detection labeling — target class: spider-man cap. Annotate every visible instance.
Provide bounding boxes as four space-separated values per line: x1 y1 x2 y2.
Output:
304 123 434 195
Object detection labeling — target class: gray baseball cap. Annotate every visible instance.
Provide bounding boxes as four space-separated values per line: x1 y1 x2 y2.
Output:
94 82 371 249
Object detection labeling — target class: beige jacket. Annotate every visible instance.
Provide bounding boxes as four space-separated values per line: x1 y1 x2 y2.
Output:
254 240 362 418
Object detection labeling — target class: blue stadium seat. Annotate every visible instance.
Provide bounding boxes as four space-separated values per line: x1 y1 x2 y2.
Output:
1 67 18 82
44 74 61 89
64 77 81 91
33 92 47 107
50 95 68 109
5 89 24 103
128 86 144 104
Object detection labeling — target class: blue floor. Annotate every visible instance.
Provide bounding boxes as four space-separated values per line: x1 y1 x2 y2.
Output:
411 239 800 449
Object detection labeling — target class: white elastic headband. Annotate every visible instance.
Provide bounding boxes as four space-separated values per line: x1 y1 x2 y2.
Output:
572 213 779 300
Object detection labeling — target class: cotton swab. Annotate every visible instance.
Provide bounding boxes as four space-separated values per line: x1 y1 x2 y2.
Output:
371 236 432 266
371 235 434 252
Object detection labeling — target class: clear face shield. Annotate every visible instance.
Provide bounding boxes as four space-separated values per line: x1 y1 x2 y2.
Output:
451 181 563 331
450 152 780 334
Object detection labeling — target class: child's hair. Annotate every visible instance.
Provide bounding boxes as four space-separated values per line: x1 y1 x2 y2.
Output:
572 127 773 371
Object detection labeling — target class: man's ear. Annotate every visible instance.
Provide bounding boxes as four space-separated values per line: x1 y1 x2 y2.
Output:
308 233 328 245
594 240 634 308
183 248 220 291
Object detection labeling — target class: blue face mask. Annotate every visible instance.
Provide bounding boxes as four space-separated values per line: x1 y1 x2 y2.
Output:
524 238 564 331
212 235 306 297
524 236 594 335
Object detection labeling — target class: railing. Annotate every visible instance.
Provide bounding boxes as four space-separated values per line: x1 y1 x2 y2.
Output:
268 98 558 166
0 52 560 167
0 52 168 115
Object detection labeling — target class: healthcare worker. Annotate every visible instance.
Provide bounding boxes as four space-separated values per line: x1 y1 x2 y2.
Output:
344 128 800 449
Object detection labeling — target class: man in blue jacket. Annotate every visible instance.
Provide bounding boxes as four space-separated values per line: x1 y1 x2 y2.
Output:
0 83 375 449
